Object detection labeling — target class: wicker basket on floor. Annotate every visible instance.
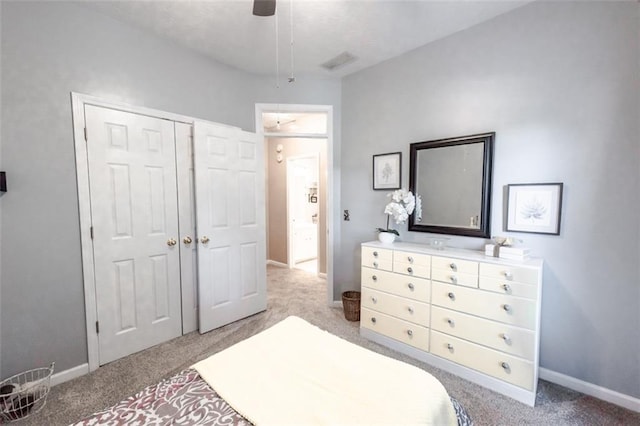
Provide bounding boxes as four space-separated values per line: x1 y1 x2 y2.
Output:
342 291 361 321
0 363 54 423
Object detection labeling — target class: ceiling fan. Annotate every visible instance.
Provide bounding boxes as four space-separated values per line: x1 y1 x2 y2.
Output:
253 0 276 16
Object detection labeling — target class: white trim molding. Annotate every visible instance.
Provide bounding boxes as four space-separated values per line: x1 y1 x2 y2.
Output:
266 259 288 268
50 363 89 387
540 368 640 413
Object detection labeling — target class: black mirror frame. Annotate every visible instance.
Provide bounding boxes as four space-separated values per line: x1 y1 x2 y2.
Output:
408 132 495 238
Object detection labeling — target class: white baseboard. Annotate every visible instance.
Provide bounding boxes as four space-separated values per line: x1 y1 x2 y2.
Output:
539 368 640 413
51 363 89 387
266 260 288 268
332 300 343 308
318 272 327 279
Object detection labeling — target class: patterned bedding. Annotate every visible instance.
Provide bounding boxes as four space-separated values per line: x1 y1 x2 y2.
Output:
73 369 472 426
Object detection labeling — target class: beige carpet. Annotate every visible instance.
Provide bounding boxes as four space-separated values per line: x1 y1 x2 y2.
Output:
20 266 640 425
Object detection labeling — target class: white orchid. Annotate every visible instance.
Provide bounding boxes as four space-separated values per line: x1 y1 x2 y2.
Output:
377 189 416 235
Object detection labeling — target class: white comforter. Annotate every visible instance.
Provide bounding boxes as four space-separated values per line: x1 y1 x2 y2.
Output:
193 316 457 426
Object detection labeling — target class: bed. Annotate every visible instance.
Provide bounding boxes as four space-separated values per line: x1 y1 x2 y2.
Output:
73 317 473 425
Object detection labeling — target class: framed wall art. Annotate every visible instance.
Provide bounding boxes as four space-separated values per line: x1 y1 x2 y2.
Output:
373 152 401 190
506 183 563 235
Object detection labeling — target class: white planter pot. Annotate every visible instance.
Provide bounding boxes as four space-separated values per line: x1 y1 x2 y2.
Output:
378 232 396 244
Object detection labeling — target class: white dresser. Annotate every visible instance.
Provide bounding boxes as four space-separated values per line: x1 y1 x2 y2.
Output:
360 241 543 406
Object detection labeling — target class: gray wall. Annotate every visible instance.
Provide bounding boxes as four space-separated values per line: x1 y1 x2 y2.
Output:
340 1 639 398
0 1 341 377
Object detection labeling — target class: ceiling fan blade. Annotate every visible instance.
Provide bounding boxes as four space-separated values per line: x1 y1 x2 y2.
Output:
253 0 276 17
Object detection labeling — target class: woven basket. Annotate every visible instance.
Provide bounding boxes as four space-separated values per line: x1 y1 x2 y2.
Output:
0 363 54 423
342 291 361 322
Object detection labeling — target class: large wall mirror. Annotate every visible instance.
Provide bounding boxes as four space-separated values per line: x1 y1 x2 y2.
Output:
409 132 494 238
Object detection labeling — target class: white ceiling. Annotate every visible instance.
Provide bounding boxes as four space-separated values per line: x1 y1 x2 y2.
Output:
83 0 530 79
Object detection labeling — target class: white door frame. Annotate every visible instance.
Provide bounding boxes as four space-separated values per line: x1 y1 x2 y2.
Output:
72 93 196 372
255 104 336 306
286 153 320 271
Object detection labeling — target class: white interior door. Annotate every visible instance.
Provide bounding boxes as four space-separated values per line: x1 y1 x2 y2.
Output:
194 121 267 333
175 122 198 334
85 105 182 365
287 154 320 267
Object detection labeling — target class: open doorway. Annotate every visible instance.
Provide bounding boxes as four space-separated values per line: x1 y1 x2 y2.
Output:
255 104 333 304
287 153 320 274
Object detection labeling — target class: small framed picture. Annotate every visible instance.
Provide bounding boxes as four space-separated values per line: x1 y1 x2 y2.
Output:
506 183 563 235
373 152 401 190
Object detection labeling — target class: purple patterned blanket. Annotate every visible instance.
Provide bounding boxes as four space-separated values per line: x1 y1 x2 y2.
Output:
73 369 472 425
72 369 250 426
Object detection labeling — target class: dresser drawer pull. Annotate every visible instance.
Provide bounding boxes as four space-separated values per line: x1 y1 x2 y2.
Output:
447 292 455 300
407 306 414 314
501 333 512 344
502 271 513 280
450 275 458 284
371 297 378 304
502 283 511 293
502 304 512 313
373 251 379 257
446 318 455 327
372 275 378 282
371 317 377 324
407 283 415 291
407 329 413 337
446 343 454 351
407 267 413 274
449 262 457 271
500 362 511 372
407 256 414 263
373 261 379 268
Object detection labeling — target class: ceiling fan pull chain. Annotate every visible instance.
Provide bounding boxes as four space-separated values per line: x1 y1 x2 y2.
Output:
275 10 280 89
288 0 295 83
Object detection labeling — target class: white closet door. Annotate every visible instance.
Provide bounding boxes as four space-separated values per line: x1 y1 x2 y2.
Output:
175 122 198 334
194 121 266 333
85 105 182 365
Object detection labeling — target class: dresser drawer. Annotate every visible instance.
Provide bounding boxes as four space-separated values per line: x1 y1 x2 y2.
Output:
431 331 534 390
362 246 393 271
361 308 430 352
431 269 478 288
431 306 535 360
432 281 536 330
393 261 430 279
393 250 431 279
361 267 430 302
479 277 538 300
432 256 478 275
480 263 539 286
362 287 430 325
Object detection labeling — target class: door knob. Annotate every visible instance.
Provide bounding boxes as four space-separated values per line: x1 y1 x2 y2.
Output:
200 236 210 244
167 238 177 247
183 236 193 245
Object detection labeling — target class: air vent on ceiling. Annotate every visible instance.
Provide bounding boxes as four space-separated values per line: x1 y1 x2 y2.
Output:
321 52 357 71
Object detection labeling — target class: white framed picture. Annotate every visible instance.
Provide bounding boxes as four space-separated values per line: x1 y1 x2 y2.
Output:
506 183 563 235
373 152 401 190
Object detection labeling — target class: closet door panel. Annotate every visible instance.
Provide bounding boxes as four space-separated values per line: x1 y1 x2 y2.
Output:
175 122 198 334
85 105 182 365
195 122 266 333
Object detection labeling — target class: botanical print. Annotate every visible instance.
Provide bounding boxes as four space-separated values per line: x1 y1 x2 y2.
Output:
381 161 394 183
373 152 401 190
506 183 563 235
514 190 552 226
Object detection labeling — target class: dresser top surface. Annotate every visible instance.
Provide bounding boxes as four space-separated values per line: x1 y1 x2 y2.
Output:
362 241 543 268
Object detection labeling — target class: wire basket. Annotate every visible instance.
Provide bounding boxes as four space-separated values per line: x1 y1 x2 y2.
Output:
342 291 361 321
0 363 54 423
